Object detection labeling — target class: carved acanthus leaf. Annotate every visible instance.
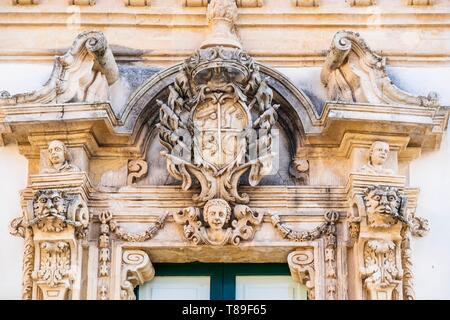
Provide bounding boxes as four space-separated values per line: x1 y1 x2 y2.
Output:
33 241 73 288
0 30 118 106
321 30 439 108
360 239 402 300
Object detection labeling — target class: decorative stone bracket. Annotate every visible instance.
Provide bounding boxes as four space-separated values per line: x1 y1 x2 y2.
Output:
118 250 155 300
10 172 92 300
346 173 429 300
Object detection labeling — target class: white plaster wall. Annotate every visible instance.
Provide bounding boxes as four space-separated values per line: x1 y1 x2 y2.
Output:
0 145 28 299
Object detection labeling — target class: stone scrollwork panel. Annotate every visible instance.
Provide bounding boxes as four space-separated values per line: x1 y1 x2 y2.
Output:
360 239 402 300
120 250 155 300
33 241 74 300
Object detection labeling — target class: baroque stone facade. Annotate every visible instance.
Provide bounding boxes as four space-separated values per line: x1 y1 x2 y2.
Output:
1 0 449 300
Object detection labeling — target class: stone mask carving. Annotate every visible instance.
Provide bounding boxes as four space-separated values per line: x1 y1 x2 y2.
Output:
157 46 279 206
363 186 406 228
30 190 89 236
173 198 263 245
32 190 69 232
360 141 394 175
42 140 80 174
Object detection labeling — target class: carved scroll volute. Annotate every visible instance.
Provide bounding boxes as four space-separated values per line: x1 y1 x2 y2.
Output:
287 249 316 300
120 250 155 300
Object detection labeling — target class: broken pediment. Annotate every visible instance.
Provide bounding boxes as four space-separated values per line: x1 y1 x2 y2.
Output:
320 30 439 108
0 30 119 106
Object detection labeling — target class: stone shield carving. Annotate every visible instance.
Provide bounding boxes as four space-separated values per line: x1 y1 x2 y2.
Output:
158 46 279 206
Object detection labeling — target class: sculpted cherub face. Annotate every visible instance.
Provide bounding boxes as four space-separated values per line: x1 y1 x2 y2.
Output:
48 140 67 166
203 199 231 231
364 186 401 216
33 190 67 218
370 141 389 166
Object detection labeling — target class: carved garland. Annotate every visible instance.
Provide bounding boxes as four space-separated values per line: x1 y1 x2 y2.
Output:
109 213 167 242
272 211 339 299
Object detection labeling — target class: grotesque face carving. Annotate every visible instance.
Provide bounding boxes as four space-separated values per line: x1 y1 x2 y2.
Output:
203 198 231 231
48 140 68 166
364 186 403 228
33 190 67 219
370 141 389 166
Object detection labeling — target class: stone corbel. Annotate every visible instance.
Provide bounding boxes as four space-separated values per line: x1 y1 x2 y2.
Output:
119 250 155 300
236 0 264 7
288 249 316 300
69 0 95 5
347 0 376 6
12 0 39 4
183 0 208 6
184 0 263 7
406 0 434 5
320 30 439 108
292 0 319 6
123 0 151 6
0 30 119 106
11 172 93 300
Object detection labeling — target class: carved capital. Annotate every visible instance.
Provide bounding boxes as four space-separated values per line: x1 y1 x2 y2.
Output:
120 250 155 300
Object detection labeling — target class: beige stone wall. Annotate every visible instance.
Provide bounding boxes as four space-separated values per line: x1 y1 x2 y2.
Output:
0 0 449 300
0 0 448 67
